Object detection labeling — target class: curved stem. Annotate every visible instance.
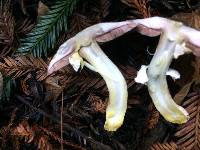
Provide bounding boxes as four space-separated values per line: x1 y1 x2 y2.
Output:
147 29 189 124
79 42 128 131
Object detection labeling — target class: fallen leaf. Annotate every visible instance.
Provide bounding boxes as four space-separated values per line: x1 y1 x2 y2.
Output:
38 1 49 16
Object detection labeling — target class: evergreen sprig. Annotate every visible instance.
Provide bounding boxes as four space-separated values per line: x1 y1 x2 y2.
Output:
16 0 78 57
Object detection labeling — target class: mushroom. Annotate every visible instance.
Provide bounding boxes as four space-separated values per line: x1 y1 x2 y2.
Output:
79 42 127 131
133 17 200 124
48 21 134 131
48 21 135 74
48 17 200 131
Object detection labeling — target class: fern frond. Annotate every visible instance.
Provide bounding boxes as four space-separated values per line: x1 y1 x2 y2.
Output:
88 93 106 113
0 0 15 56
175 94 200 150
90 0 111 18
145 103 160 131
0 55 47 80
149 142 178 150
120 0 151 18
0 108 18 148
16 0 79 57
40 127 84 150
12 120 35 143
37 135 53 150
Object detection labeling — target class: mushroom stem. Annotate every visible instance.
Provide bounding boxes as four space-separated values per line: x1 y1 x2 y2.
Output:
147 22 189 124
79 42 128 131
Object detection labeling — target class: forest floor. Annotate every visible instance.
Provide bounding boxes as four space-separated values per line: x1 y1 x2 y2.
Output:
0 0 200 149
